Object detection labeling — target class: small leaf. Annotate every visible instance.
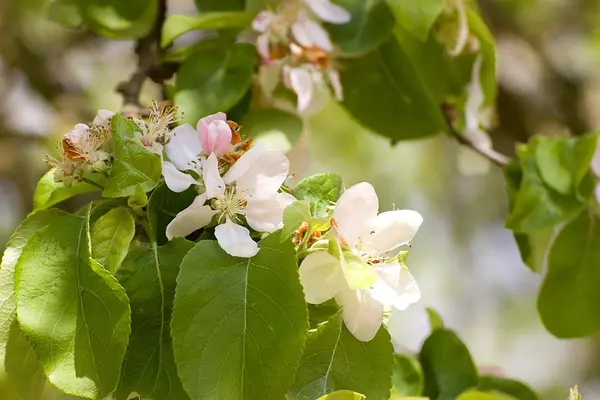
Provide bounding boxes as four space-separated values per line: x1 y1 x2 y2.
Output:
386 0 445 41
91 207 136 274
326 0 395 55
174 43 257 125
281 201 311 242
426 307 444 331
148 183 198 245
538 211 600 338
392 354 424 397
104 114 162 198
419 329 478 400
317 390 366 400
242 108 303 153
33 169 100 212
80 0 158 39
293 173 342 217
115 239 193 400
15 212 131 399
161 12 255 47
171 232 308 400
288 312 394 400
466 9 497 105
457 391 516 400
478 376 539 400
128 185 149 209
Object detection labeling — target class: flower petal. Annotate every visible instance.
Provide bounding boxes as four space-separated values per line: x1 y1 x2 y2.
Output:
165 123 203 171
291 11 333 51
256 33 271 62
252 10 276 32
162 161 197 193
328 69 344 101
244 192 296 233
366 210 423 256
198 115 232 156
288 66 315 112
370 263 421 311
335 285 383 342
166 194 216 240
299 252 345 304
202 152 226 199
592 137 600 177
223 145 266 184
304 0 351 24
214 219 259 257
93 109 115 127
333 182 378 249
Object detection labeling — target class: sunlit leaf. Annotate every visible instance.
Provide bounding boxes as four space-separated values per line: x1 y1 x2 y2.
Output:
161 12 255 47
386 0 445 41
478 376 539 400
293 173 342 217
91 207 136 274
33 169 101 212
391 354 423 397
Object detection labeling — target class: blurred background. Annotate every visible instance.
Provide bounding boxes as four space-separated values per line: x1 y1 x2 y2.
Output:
1 0 600 399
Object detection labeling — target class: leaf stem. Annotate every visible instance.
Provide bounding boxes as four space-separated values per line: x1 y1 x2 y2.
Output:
81 177 104 190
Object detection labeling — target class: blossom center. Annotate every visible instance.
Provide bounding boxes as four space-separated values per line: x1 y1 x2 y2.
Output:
211 185 248 222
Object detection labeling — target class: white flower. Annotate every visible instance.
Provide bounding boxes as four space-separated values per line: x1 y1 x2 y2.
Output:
299 182 423 341
166 146 295 258
92 109 115 128
303 0 351 24
161 123 204 193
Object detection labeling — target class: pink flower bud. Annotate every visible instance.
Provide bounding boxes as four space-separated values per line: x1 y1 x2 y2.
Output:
197 112 232 156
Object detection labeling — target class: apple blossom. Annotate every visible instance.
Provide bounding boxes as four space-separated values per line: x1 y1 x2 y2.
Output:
166 146 295 257
197 112 233 156
299 182 423 341
133 101 180 154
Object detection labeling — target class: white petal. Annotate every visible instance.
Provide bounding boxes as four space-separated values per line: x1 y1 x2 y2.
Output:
252 10 276 32
165 124 203 171
370 263 421 311
335 285 383 342
257 33 271 61
93 109 115 127
448 0 469 56
596 183 600 204
592 137 600 177
166 194 216 240
328 69 343 101
214 219 259 258
162 161 197 193
304 0 351 24
223 145 266 184
291 12 333 51
299 252 345 304
202 153 226 199
333 182 378 249
288 67 315 112
365 210 423 256
244 192 296 233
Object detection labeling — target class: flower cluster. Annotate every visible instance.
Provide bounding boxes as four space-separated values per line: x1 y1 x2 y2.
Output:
252 0 350 113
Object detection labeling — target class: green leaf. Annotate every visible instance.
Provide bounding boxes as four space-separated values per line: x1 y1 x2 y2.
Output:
148 183 198 245
317 390 366 400
478 376 539 400
48 0 83 28
91 207 136 274
242 108 303 154
426 307 445 331
174 43 257 125
281 201 311 242
171 232 308 400
342 251 378 290
115 238 193 400
326 0 395 55
339 37 446 140
128 185 149 209
161 12 255 47
386 0 444 41
5 320 46 400
538 211 600 338
194 0 244 11
308 300 340 329
80 0 158 39
419 329 478 400
104 114 162 198
288 312 394 400
467 9 497 105
15 213 131 399
391 354 423 397
293 173 342 217
458 391 517 400
33 169 100 212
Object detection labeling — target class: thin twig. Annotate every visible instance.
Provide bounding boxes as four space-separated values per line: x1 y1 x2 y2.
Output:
441 103 512 167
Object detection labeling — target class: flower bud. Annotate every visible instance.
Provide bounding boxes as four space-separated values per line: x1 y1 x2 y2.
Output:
197 112 232 156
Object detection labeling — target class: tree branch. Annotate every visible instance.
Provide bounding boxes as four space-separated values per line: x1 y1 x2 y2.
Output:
441 103 512 167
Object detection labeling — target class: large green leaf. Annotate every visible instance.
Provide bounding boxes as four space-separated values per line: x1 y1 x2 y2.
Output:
14 213 131 399
5 321 46 400
115 239 193 400
161 12 254 47
171 232 308 400
33 169 100 212
174 43 257 125
241 108 304 154
538 211 600 338
392 354 423 397
104 114 162 198
386 0 444 41
148 183 198 245
318 390 366 400
326 0 395 55
340 37 446 140
457 391 517 400
293 173 343 217
288 312 394 400
81 0 158 39
478 376 539 400
91 207 136 274
419 329 478 400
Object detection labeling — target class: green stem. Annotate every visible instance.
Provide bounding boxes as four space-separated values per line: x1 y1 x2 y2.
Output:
81 177 104 190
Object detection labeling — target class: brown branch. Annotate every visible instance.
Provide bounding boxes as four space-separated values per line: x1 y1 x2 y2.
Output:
441 103 512 167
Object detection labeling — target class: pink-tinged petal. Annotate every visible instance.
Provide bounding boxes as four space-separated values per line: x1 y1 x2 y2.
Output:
198 115 232 156
162 161 197 193
252 10 276 33
166 194 216 240
244 192 296 233
202 153 226 199
333 182 378 249
328 69 344 101
201 112 227 124
304 0 351 24
257 34 271 62
595 183 600 204
291 12 333 51
214 219 259 257
365 210 423 257
234 149 290 199
370 263 421 311
165 123 203 171
92 109 115 127
299 251 345 304
288 67 315 112
335 284 383 342
592 137 600 177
